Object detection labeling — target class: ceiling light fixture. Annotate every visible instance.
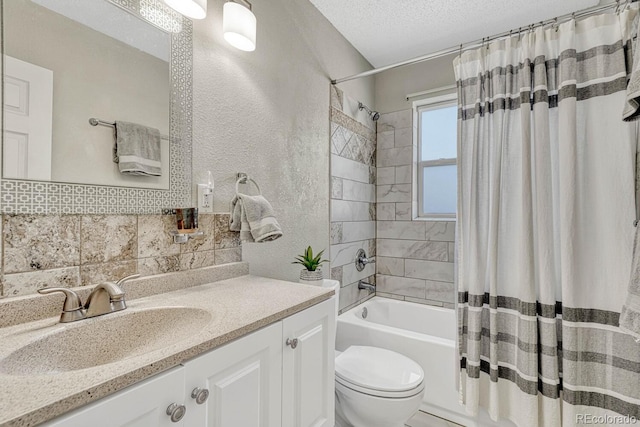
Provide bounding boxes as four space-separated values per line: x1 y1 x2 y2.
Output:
163 0 207 20
223 0 257 52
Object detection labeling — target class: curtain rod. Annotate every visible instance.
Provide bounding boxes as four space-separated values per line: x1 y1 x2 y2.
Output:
331 1 626 85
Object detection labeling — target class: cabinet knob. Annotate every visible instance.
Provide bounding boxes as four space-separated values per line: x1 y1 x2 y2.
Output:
166 403 187 423
191 387 210 404
286 338 298 349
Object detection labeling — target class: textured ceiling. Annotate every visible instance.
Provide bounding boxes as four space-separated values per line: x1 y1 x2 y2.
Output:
308 0 600 67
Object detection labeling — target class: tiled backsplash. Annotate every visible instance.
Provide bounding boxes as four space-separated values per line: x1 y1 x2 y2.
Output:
1 213 241 297
376 110 455 308
329 86 377 314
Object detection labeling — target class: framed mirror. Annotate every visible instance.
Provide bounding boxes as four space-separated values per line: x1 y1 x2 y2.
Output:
0 0 192 214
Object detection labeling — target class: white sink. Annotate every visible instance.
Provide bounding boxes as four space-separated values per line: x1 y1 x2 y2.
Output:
0 307 212 375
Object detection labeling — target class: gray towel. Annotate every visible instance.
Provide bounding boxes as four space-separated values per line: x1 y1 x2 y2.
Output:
114 121 162 176
230 193 283 243
620 226 640 341
623 14 640 121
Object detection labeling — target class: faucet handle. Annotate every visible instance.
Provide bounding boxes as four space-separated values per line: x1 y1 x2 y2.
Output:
355 248 375 272
38 287 83 310
37 288 86 323
115 274 140 286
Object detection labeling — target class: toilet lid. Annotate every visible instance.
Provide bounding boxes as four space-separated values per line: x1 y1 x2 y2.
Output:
335 346 424 393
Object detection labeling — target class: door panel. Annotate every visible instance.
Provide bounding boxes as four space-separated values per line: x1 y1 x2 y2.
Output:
282 297 336 427
3 55 53 180
42 367 186 427
184 322 282 427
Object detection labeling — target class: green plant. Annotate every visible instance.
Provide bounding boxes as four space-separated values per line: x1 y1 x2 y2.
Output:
292 246 328 271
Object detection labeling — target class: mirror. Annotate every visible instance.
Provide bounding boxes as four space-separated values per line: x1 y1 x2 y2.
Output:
0 0 193 214
3 0 170 189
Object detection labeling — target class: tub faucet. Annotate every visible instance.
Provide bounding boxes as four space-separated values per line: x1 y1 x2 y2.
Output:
358 280 376 292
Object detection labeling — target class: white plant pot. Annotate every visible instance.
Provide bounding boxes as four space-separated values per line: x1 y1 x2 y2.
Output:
299 268 323 286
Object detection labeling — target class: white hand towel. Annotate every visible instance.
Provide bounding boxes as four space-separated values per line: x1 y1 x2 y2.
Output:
230 193 283 243
114 121 162 176
230 195 254 242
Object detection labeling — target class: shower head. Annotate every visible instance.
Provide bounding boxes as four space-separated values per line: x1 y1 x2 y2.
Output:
358 102 380 121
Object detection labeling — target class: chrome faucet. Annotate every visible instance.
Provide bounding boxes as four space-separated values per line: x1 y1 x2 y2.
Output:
84 281 128 318
38 274 139 323
355 248 376 272
358 280 376 292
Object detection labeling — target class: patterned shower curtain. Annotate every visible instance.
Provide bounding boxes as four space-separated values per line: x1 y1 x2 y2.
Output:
455 8 640 427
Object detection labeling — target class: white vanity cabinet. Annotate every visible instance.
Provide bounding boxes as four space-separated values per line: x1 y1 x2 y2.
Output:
183 322 283 427
282 297 335 427
42 367 187 427
42 297 335 427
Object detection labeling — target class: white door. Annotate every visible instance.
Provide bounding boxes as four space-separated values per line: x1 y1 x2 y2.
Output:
3 55 53 180
184 322 282 427
42 367 186 427
282 297 336 427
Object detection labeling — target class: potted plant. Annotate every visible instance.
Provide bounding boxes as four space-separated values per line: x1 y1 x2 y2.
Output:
293 246 328 285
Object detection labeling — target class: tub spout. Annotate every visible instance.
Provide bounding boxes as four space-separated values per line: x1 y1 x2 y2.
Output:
358 280 375 292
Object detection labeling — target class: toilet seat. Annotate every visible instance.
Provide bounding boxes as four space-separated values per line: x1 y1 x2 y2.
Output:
335 346 425 398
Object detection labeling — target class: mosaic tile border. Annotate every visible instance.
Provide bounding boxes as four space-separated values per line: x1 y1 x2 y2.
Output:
0 0 193 215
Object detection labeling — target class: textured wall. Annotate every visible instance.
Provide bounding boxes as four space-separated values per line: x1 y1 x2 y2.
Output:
0 0 374 299
373 53 457 114
329 86 376 314
375 110 455 308
191 0 373 283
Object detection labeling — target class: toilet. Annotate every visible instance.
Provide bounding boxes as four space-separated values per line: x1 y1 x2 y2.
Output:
323 280 426 427
334 346 425 427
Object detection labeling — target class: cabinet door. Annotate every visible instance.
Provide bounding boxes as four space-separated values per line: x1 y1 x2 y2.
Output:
282 297 336 427
184 322 282 427
42 367 186 427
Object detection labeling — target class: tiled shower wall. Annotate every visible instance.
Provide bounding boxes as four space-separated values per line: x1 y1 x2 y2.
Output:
0 213 241 297
330 86 376 314
375 110 455 308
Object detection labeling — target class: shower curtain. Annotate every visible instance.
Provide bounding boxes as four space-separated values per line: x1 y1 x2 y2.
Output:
455 8 640 427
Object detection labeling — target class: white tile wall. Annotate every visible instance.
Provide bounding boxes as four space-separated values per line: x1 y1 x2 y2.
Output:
331 240 371 267
377 147 413 167
377 167 396 185
377 184 412 203
341 221 375 243
377 239 448 261
404 259 454 282
331 200 372 222
377 203 396 220
375 109 456 308
331 154 370 183
377 221 427 240
330 91 376 314
342 180 375 203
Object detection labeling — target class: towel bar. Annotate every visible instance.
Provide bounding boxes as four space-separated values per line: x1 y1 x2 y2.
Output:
89 117 169 141
235 173 261 195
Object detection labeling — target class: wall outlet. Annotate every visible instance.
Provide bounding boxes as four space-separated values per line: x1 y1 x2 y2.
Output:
197 184 213 213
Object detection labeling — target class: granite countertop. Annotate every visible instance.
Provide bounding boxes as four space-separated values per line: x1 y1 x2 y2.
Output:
0 273 333 427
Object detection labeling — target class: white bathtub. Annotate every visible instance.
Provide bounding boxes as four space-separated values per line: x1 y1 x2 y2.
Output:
336 297 514 427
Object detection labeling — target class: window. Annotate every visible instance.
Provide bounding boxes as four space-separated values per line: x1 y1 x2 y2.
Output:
416 93 457 219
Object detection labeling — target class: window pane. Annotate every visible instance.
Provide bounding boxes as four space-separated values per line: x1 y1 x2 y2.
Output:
420 106 457 161
423 165 456 214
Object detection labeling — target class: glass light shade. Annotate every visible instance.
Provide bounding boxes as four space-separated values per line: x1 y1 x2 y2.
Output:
223 2 257 52
164 0 207 19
